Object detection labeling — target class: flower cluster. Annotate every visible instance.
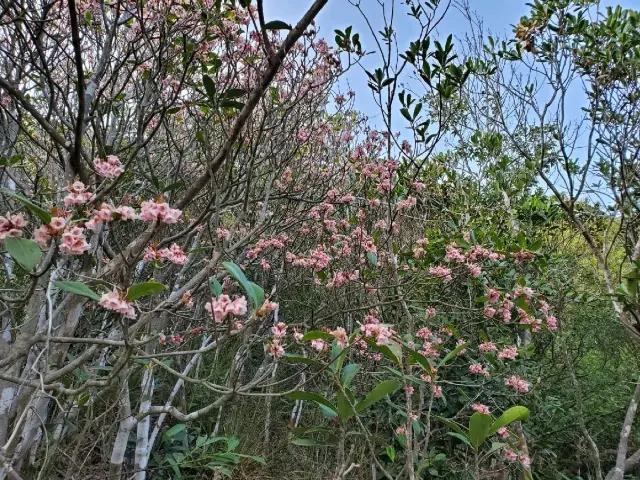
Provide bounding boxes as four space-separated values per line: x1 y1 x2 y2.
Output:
0 212 27 240
144 243 188 265
99 290 136 319
94 155 124 178
139 198 182 224
204 295 248 323
64 182 94 207
504 375 529 393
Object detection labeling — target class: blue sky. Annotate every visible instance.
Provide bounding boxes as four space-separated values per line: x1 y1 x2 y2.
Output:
265 0 637 129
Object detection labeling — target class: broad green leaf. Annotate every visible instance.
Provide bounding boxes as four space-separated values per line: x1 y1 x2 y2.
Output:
329 341 346 374
5 237 41 272
363 338 402 365
386 445 396 462
514 296 533 315
341 363 360 388
435 416 467 436
233 454 266 464
264 20 292 30
302 330 333 342
210 276 223 297
54 281 100 301
203 75 216 100
488 406 530 435
126 281 167 301
163 423 186 439
0 188 51 223
403 345 433 373
468 412 492 449
438 342 468 367
318 403 338 419
446 431 471 447
222 262 262 310
486 442 506 455
355 380 402 412
366 251 378 265
283 354 323 368
288 391 337 414
336 390 354 423
291 438 335 446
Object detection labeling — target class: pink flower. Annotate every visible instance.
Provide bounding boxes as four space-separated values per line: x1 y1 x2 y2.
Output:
94 155 124 178
33 225 51 247
432 385 442 398
487 288 501 303
429 265 452 283
59 226 90 255
504 375 529 393
265 340 285 359
504 448 518 461
331 327 349 348
472 403 490 415
158 243 188 265
546 315 558 331
483 306 497 318
216 228 230 239
498 346 518 360
497 427 509 439
271 322 287 338
228 296 248 316
425 307 436 319
467 262 482 277
395 426 406 435
139 199 182 224
260 258 271 270
311 339 325 352
469 363 490 376
64 181 95 207
478 342 497 353
293 328 304 343
99 290 136 319
115 205 137 221
0 213 27 240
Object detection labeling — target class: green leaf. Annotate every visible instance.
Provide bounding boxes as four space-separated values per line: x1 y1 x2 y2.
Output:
403 345 433 373
366 251 378 265
446 431 471 447
233 454 266 464
163 423 186 439
486 442 506 455
54 281 100 301
386 445 396 462
488 406 529 435
435 416 467 436
341 364 360 388
336 390 355 423
221 88 247 99
438 342 468 367
302 331 334 342
291 438 326 446
210 276 223 297
5 237 41 272
283 354 323 368
220 100 244 110
514 296 533 315
203 75 216 100
126 281 167 302
363 338 402 365
264 20 292 30
222 262 262 310
0 188 51 223
288 391 337 414
355 380 401 412
468 412 492 449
